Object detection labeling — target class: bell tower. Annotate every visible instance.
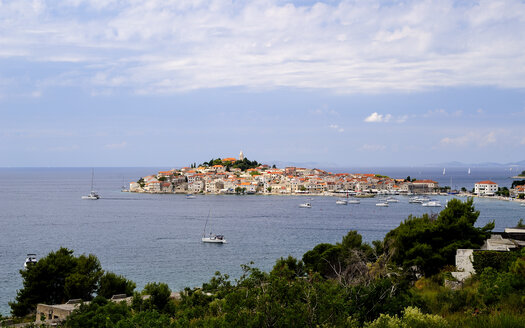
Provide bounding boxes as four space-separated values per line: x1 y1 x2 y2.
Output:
239 150 244 160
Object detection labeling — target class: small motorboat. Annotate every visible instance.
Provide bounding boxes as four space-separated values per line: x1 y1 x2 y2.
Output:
386 198 399 203
347 199 360 204
336 199 348 205
299 203 312 208
186 194 196 199
422 201 442 207
376 202 389 207
24 254 37 269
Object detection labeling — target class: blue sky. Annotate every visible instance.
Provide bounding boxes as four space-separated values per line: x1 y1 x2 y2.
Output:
1 0 524 167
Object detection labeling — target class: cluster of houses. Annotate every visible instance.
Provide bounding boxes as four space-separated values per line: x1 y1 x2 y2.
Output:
129 155 440 195
128 154 525 198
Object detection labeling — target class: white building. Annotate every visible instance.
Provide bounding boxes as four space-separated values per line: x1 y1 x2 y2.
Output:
474 180 498 195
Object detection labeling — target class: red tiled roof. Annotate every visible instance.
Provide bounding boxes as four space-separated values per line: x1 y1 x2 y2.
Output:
476 180 497 185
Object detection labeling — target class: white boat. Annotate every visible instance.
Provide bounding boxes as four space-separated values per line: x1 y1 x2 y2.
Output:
520 203 525 207
422 201 442 207
336 199 348 205
300 202 312 208
201 212 227 244
347 199 360 204
24 254 37 269
386 197 399 203
81 169 100 200
376 202 389 207
186 194 196 199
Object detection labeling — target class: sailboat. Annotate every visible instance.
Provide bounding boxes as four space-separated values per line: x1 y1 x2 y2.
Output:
81 169 100 200
202 211 227 244
443 168 446 175
468 168 471 175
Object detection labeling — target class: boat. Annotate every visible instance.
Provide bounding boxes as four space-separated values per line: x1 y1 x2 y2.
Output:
376 202 389 207
201 212 227 244
186 194 196 199
299 202 312 208
24 254 37 268
336 199 348 205
468 168 471 175
81 169 100 200
347 199 360 204
386 197 399 203
521 203 525 207
422 201 442 207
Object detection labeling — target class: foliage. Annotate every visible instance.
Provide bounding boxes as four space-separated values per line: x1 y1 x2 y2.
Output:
64 296 130 328
516 219 525 228
365 306 449 328
201 157 260 171
10 248 103 317
97 272 136 299
472 250 518 273
384 198 494 277
496 187 510 197
142 282 174 314
511 180 525 188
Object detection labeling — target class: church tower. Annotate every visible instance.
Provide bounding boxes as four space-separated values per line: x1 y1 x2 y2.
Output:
239 150 244 160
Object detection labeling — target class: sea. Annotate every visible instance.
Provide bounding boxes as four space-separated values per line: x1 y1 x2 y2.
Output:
0 166 524 316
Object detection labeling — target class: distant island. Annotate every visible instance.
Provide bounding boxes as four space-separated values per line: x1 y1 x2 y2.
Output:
128 151 440 195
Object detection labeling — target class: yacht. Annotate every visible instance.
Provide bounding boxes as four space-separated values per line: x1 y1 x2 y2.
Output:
202 212 227 244
299 202 312 208
24 254 37 269
376 202 389 207
422 201 442 207
336 199 348 205
82 169 100 200
202 234 227 244
82 191 100 200
186 194 196 199
347 199 360 204
386 197 399 203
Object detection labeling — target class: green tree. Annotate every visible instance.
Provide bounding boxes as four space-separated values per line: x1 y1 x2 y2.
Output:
97 272 136 299
10 248 103 317
142 282 173 314
385 198 493 277
64 296 130 328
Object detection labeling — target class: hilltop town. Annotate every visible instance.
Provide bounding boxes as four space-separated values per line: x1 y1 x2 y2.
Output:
128 151 440 195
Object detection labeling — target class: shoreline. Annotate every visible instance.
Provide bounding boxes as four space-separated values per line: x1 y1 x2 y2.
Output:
123 190 525 204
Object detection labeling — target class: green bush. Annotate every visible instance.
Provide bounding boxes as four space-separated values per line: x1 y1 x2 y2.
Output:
365 307 448 328
473 250 516 273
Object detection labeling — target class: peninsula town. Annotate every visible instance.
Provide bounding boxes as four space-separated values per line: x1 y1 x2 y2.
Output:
129 151 525 197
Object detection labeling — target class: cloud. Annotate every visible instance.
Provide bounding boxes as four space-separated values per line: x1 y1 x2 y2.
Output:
520 137 525 145
440 131 497 148
1 1 525 95
364 112 392 123
359 144 386 151
423 109 463 118
104 141 127 150
329 124 344 133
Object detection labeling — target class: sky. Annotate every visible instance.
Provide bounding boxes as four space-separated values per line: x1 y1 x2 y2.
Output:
1 0 525 168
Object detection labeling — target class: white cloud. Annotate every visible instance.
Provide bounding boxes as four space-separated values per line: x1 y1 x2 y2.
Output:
1 1 525 95
359 144 386 151
364 112 392 123
104 141 127 150
329 124 344 133
440 131 498 148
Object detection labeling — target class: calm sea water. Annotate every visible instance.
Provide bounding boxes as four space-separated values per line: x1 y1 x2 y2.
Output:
0 167 523 315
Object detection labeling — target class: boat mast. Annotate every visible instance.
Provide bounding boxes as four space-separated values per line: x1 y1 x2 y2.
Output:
203 210 211 237
90 168 95 192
